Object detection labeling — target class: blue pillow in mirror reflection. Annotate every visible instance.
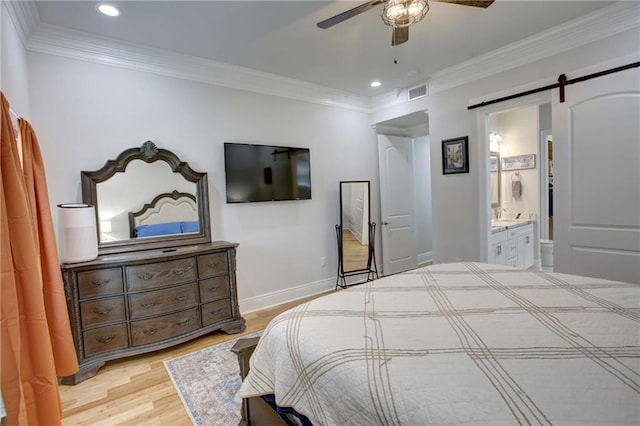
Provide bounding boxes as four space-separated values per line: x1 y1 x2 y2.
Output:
180 221 199 233
135 222 182 237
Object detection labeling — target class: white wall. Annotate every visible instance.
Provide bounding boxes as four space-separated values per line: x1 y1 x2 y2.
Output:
494 105 539 220
25 52 380 312
1 1 31 117
413 136 432 263
372 28 639 264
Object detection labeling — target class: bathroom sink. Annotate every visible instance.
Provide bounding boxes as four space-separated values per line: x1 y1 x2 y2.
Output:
491 219 530 230
493 220 521 226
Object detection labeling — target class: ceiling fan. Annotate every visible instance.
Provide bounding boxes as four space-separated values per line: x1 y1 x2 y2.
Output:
317 0 494 46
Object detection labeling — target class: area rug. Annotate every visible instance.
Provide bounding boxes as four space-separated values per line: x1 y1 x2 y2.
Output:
164 332 261 426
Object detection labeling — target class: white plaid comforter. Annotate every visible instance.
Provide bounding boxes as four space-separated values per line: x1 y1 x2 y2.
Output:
239 262 640 425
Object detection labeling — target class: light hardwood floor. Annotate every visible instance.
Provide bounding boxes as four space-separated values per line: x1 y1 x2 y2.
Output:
60 293 327 425
342 229 369 271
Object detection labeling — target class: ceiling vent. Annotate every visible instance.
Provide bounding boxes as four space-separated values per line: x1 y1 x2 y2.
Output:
408 84 427 101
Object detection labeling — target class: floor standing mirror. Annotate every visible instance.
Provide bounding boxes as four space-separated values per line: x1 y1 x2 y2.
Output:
336 181 378 289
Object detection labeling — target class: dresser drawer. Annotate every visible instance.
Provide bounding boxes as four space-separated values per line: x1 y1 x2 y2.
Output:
199 276 230 303
128 283 198 320
83 324 128 357
126 258 197 291
77 268 123 299
202 299 231 327
80 296 126 328
197 252 228 278
130 308 200 346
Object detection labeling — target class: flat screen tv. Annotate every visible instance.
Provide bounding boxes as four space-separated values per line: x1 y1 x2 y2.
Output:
224 142 312 203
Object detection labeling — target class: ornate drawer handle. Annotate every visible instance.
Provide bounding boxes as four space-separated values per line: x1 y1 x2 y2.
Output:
172 268 185 275
141 302 155 308
92 278 111 287
137 272 154 281
177 319 191 326
208 286 220 292
96 334 115 344
175 295 187 301
207 262 218 269
210 309 222 315
142 328 158 335
94 307 113 315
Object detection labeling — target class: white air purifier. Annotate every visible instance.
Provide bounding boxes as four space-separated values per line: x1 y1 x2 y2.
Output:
57 203 98 263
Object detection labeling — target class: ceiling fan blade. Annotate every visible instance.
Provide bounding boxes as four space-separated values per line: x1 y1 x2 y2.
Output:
391 26 409 46
317 0 387 29
432 0 494 8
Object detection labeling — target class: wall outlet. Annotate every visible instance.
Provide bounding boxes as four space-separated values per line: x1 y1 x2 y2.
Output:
320 257 326 267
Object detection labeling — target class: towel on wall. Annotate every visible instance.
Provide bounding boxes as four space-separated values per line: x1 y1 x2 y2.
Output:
512 180 522 198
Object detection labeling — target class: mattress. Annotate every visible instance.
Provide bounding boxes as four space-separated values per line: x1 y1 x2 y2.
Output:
239 262 640 425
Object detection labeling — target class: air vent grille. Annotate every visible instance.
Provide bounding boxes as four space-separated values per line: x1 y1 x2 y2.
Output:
408 84 427 101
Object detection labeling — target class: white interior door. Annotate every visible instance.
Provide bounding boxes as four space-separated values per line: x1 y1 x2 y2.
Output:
552 67 640 283
378 135 417 275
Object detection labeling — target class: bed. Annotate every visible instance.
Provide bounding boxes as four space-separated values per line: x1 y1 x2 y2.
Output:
128 190 199 238
234 262 640 426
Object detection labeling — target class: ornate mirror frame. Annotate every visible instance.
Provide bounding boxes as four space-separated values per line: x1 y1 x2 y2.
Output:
81 141 211 255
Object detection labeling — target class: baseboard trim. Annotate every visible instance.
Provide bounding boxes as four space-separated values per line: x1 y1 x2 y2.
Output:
239 277 335 315
418 251 433 266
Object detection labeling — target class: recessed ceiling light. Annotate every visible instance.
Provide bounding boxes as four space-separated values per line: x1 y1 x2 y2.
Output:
370 81 382 88
97 4 120 17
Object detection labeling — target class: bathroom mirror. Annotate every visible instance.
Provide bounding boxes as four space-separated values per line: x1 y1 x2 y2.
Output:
337 181 374 274
81 141 211 254
490 151 501 208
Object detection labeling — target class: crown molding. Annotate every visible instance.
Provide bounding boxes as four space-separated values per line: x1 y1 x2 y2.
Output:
371 2 640 112
7 1 637 115
3 0 40 45
24 24 372 113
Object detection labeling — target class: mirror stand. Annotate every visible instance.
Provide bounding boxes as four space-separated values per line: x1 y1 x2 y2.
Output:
336 180 378 289
335 223 379 289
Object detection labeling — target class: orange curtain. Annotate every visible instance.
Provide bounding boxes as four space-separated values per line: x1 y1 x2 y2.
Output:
20 117 79 376
1 92 79 425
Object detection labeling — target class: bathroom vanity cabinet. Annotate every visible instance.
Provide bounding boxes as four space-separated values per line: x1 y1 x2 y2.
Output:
490 222 534 268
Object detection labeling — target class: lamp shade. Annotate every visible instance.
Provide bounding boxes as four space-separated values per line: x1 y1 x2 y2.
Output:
57 203 98 263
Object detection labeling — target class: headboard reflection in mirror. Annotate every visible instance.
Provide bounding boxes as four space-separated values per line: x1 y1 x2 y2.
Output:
81 140 211 254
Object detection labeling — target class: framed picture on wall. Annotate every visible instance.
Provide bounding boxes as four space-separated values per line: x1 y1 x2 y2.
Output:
501 153 536 171
442 136 469 175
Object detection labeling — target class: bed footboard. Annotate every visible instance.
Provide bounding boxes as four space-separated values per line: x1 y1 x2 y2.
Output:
231 337 288 426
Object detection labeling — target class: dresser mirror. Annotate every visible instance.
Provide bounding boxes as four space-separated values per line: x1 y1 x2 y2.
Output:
490 151 501 208
81 141 211 254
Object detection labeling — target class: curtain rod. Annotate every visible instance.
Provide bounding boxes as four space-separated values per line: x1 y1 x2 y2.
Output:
9 107 21 127
467 61 640 110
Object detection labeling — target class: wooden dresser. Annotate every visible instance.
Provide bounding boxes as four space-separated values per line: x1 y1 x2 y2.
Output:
61 241 244 384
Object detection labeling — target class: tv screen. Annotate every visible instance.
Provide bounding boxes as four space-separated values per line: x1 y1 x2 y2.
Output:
224 143 312 203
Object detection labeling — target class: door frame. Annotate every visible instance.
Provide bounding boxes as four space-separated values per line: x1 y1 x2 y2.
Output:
538 129 553 241
475 91 552 263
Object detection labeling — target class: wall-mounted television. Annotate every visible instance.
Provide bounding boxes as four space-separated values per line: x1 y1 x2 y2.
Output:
224 142 312 203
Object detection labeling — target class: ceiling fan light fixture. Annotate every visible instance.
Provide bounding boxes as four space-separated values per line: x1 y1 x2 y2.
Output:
382 0 429 28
